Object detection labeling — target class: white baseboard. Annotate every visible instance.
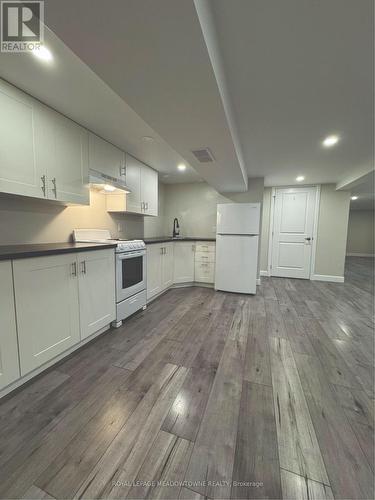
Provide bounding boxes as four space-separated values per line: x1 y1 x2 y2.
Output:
311 274 345 283
260 270 269 277
346 253 375 258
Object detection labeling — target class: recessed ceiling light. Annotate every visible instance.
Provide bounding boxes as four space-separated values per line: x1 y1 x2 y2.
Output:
142 136 154 143
296 176 305 182
322 135 340 148
177 164 186 171
351 196 358 200
31 46 53 62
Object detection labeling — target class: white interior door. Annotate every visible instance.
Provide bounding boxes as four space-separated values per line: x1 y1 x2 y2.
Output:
271 187 317 279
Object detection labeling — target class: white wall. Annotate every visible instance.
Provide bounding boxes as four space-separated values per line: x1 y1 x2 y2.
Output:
314 184 351 277
162 178 264 238
260 184 351 279
346 209 374 256
260 187 272 272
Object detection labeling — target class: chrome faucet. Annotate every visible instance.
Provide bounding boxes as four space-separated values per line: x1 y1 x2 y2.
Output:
173 218 180 238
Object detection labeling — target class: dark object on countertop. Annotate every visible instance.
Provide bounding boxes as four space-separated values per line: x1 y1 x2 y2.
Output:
173 218 180 238
143 236 216 244
0 242 117 261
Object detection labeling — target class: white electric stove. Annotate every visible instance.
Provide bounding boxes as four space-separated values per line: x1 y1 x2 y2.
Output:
73 229 146 327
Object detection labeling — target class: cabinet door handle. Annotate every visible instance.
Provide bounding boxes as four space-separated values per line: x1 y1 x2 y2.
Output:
80 261 86 274
71 262 77 277
160 247 164 255
41 175 47 197
51 178 57 198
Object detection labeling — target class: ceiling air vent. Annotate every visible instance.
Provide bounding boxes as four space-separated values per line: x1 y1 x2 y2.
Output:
191 148 215 163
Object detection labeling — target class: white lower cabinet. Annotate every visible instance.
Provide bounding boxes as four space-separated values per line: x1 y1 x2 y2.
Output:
146 241 216 301
13 254 81 376
146 244 163 300
12 249 115 377
161 243 174 289
146 243 174 301
173 242 195 283
195 241 216 283
195 261 215 283
77 249 116 339
0 261 20 390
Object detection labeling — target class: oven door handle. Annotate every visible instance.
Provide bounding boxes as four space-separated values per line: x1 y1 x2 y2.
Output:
117 251 145 260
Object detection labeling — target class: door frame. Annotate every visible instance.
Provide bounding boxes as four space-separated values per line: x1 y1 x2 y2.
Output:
267 185 321 279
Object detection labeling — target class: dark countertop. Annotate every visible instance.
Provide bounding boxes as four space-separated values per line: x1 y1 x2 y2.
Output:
0 242 117 261
144 236 216 244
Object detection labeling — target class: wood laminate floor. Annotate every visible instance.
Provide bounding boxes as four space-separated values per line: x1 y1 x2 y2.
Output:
0 257 374 500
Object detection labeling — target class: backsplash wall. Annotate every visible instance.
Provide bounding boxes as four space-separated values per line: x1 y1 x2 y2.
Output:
0 178 264 245
0 190 144 245
162 178 265 238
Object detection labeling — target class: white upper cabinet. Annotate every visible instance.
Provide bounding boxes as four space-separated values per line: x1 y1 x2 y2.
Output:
0 261 20 391
44 108 89 204
89 133 125 180
124 154 142 213
141 165 158 216
0 78 89 204
0 80 45 199
106 154 158 216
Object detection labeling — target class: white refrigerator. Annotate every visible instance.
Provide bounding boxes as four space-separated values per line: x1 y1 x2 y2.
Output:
215 203 260 294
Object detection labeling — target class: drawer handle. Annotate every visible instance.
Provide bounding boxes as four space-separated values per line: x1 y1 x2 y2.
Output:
41 175 46 197
71 262 77 277
51 177 57 198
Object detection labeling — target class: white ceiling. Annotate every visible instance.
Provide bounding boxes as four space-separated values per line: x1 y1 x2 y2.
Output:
0 0 373 193
209 0 374 187
0 28 200 184
41 0 248 192
347 171 375 210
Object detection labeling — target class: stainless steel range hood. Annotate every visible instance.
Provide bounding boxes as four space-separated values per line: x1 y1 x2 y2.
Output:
89 168 131 193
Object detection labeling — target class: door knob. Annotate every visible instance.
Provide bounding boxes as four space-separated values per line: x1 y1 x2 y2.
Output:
305 237 312 241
